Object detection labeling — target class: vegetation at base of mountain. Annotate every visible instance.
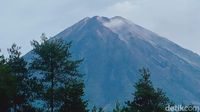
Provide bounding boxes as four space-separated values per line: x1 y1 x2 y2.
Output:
0 34 196 112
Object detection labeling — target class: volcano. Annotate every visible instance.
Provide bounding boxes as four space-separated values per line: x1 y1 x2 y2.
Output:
25 16 200 109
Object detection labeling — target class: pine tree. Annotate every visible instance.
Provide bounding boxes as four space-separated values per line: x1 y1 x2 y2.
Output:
0 50 17 111
30 34 87 112
126 68 171 112
7 44 32 111
0 45 38 111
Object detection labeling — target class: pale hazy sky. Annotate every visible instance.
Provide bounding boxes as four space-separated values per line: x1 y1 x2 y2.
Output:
0 0 200 55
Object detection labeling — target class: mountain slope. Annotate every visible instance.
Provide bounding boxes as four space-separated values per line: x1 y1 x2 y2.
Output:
25 16 200 109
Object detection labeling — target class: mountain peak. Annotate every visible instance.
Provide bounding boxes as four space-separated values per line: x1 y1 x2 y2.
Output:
92 16 103 20
111 16 127 21
91 16 129 24
82 16 129 25
75 16 131 29
58 16 157 44
88 16 109 23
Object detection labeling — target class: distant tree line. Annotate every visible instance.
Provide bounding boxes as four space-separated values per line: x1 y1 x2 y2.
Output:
0 34 197 112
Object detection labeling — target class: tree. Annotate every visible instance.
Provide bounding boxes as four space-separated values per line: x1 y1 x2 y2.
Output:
0 54 16 111
7 44 33 111
126 68 171 112
30 34 87 112
0 44 38 112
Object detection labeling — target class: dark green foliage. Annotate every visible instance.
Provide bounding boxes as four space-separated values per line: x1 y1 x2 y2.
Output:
30 34 87 112
126 68 171 112
59 80 88 112
0 54 17 111
19 104 43 112
0 45 38 112
0 73 17 112
7 44 33 111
